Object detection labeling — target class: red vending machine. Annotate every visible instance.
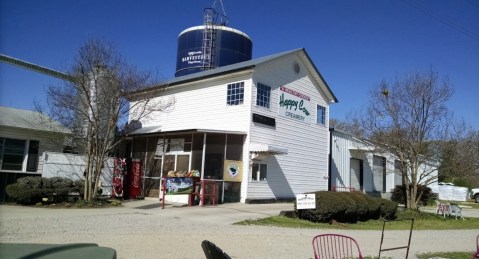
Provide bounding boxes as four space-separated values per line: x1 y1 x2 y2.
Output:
112 158 126 198
129 159 142 199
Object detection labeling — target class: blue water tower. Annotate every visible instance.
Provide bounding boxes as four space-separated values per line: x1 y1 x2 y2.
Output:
175 8 253 77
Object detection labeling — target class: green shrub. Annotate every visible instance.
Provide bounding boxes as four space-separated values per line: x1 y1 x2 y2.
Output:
6 176 85 205
380 198 398 220
365 195 381 220
334 192 358 223
349 192 370 221
6 182 46 204
17 176 42 189
296 192 333 223
295 191 396 223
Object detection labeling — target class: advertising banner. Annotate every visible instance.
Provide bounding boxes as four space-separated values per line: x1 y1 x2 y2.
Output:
223 160 243 182
278 86 311 123
129 159 142 199
165 177 194 195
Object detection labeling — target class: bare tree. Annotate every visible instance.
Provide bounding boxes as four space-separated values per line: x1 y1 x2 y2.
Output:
42 39 172 201
354 68 454 209
439 128 479 187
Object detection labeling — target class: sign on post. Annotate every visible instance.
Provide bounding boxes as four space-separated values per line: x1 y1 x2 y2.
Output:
296 193 316 210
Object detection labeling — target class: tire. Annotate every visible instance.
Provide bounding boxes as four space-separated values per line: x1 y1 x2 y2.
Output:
475 194 479 203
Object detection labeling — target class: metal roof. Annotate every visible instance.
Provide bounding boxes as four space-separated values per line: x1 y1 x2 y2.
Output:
0 106 71 134
129 48 338 103
126 127 247 137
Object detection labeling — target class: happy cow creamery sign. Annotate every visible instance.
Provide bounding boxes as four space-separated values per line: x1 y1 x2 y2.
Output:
278 86 311 123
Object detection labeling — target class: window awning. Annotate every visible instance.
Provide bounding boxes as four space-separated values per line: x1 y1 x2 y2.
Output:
128 125 162 135
249 143 288 155
348 146 375 151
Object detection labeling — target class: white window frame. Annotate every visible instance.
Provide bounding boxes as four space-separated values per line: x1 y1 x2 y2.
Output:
317 105 326 125
252 163 267 181
227 82 245 106
0 137 31 172
256 82 271 108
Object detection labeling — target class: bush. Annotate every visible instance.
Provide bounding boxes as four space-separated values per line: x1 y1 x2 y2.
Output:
295 191 398 223
390 185 438 206
380 199 398 220
6 176 85 205
6 182 46 205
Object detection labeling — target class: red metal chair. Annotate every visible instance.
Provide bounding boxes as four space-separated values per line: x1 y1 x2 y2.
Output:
472 234 479 259
312 234 364 259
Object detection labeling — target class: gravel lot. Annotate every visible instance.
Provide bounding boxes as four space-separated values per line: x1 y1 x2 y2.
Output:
1 201 478 259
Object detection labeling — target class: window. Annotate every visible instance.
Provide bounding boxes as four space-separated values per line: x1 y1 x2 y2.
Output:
227 82 244 105
394 160 404 186
26 140 39 172
252 163 267 181
317 105 326 125
0 138 40 172
256 83 271 108
373 156 386 192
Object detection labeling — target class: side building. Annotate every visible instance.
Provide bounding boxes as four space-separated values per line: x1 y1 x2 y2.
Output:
329 128 439 198
0 106 71 201
125 48 338 203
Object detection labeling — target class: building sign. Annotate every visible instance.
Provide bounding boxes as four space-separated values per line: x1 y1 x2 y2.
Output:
223 160 243 182
252 113 276 127
278 86 311 123
180 50 209 65
296 193 316 209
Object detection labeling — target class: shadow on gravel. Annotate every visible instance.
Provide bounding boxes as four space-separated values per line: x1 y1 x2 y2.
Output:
134 203 163 210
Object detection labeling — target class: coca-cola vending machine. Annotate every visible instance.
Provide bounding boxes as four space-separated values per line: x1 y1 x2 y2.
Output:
129 159 142 199
112 158 127 198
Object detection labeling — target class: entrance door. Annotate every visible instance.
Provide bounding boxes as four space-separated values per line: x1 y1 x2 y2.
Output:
350 158 363 191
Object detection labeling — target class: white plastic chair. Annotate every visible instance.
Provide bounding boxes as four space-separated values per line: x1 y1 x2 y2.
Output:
449 204 464 220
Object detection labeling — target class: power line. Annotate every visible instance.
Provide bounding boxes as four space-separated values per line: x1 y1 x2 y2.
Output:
401 0 479 43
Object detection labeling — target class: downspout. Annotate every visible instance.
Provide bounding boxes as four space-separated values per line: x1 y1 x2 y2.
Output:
328 127 333 191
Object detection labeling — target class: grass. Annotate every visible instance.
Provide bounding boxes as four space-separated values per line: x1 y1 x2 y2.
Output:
34 198 122 208
234 209 479 259
416 251 475 259
234 209 479 230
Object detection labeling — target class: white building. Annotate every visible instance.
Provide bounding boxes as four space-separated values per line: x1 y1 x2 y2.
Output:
125 48 338 203
329 128 439 198
0 106 70 201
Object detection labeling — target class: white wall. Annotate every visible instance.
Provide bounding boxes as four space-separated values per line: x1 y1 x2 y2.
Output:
42 152 113 195
246 52 331 200
132 72 253 133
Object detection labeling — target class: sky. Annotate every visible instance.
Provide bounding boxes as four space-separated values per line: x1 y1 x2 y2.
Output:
1 0 478 129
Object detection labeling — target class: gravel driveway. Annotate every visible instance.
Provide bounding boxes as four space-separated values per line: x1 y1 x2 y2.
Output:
1 201 478 259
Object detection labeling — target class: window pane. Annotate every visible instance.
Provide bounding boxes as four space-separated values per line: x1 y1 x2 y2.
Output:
373 156 386 192
260 164 267 181
317 105 326 125
227 82 244 105
252 163 259 181
26 140 39 172
163 155 175 176
252 163 267 181
1 138 26 171
256 83 271 108
176 155 190 172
